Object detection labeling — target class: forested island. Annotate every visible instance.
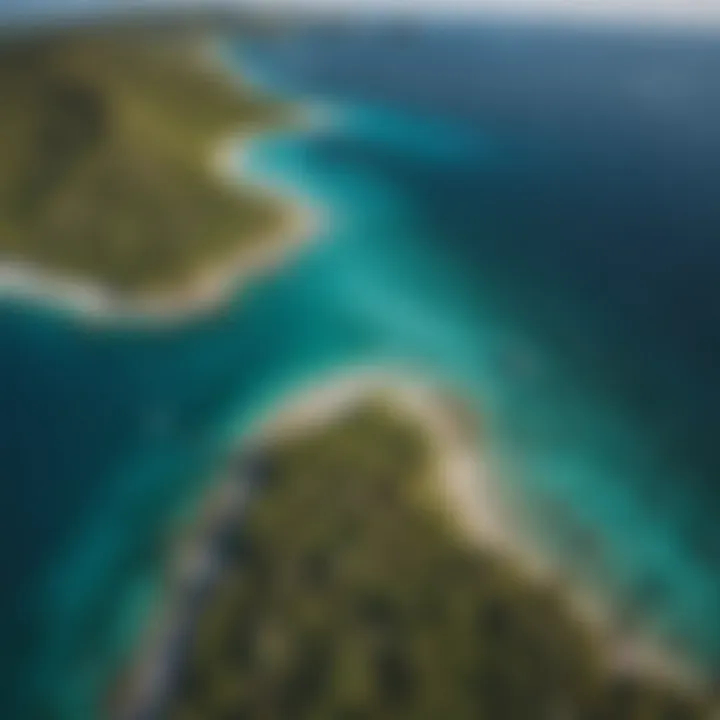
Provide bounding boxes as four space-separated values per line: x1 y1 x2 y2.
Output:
0 29 296 311
133 385 711 720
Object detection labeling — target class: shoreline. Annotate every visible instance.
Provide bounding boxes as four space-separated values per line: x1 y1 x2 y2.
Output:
115 369 707 718
0 200 316 326
254 371 707 692
0 114 320 326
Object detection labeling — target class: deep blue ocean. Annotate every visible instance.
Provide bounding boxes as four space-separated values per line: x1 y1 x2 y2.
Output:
1 22 720 718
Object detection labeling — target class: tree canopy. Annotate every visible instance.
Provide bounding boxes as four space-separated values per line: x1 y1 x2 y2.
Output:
0 32 287 292
168 399 710 719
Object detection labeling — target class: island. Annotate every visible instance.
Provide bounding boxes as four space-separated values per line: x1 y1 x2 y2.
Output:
119 376 712 720
0 28 306 319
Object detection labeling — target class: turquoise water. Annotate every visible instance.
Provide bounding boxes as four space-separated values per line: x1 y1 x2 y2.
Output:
3 25 720 718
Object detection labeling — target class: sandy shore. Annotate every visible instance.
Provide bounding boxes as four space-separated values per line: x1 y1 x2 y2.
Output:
255 371 707 691
0 203 316 325
116 369 706 718
0 124 320 327
250 370 530 562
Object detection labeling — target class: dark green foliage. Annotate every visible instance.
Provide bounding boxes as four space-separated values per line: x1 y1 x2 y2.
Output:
0 33 288 291
169 400 710 719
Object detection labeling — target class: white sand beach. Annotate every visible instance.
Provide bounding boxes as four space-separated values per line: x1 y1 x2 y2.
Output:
0 115 321 326
0 201 316 325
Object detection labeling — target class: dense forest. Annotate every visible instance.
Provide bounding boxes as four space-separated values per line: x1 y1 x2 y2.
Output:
0 32 287 291
168 399 710 719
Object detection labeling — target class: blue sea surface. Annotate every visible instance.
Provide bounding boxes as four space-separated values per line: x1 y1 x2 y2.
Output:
2 22 720 718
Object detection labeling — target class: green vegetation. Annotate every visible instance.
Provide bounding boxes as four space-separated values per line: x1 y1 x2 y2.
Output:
170 399 710 719
0 33 288 292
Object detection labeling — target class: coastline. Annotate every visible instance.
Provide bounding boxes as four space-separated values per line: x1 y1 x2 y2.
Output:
253 372 707 692
6 27 718 720
0 115 320 326
115 369 707 718
0 199 316 326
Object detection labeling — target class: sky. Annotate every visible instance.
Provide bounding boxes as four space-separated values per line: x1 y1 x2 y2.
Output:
2 0 720 28
244 0 720 24
179 0 720 26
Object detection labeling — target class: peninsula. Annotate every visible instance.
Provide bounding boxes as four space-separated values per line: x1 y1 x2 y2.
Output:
120 376 713 720
0 29 306 319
